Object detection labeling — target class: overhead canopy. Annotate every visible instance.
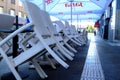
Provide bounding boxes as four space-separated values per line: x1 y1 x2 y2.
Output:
22 0 112 23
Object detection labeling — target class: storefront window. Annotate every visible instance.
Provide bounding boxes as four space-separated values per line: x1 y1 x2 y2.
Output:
0 6 3 13
10 9 15 16
11 0 15 4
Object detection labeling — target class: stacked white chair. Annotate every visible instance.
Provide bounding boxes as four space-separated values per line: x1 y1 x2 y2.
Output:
53 21 83 48
23 0 77 78
53 21 78 53
23 1 75 60
69 25 87 45
0 1 69 80
80 29 88 44
22 0 78 78
41 10 75 58
64 21 86 46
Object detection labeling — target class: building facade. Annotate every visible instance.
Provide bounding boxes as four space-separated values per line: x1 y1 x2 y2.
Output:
99 0 120 41
0 0 26 18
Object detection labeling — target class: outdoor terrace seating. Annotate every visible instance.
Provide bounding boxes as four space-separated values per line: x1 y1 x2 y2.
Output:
0 1 88 80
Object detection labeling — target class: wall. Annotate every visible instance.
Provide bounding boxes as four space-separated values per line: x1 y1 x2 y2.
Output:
115 0 120 40
0 0 26 17
108 0 116 41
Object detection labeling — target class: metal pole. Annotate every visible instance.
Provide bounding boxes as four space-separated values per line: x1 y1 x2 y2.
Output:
42 0 46 11
77 14 78 28
13 15 19 70
70 1 73 27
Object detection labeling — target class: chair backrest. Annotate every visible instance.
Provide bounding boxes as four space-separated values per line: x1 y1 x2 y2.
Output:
40 10 58 35
0 14 15 30
70 25 78 35
52 22 62 33
54 21 71 35
64 22 79 36
42 12 65 42
24 1 50 36
53 21 65 32
64 21 70 28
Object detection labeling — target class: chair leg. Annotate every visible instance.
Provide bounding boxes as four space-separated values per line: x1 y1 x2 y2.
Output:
45 53 56 69
56 44 73 61
77 37 86 45
48 47 69 68
63 41 77 53
31 58 48 79
58 42 75 57
74 38 83 44
36 32 69 68
70 38 82 46
0 48 22 80
53 47 67 61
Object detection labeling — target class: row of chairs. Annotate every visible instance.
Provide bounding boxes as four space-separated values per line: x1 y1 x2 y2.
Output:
0 1 88 80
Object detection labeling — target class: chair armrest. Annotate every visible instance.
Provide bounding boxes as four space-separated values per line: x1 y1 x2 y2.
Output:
0 22 33 46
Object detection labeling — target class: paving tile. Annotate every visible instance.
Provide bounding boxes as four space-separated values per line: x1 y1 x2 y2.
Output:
80 37 105 80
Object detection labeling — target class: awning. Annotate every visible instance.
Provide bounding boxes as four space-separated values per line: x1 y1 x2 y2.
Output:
22 0 112 23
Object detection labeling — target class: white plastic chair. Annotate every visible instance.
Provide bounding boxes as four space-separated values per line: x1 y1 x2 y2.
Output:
0 2 68 80
23 0 75 61
70 25 87 45
64 22 86 46
53 21 80 52
24 0 70 79
41 10 75 58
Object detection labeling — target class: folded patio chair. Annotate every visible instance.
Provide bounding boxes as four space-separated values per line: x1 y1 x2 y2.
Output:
70 25 87 45
5 2 71 78
0 4 69 80
80 29 88 44
22 1 74 78
20 32 58 68
53 21 81 51
23 0 76 60
41 10 75 58
0 21 69 80
76 28 88 44
53 21 78 53
21 17 74 61
64 21 86 46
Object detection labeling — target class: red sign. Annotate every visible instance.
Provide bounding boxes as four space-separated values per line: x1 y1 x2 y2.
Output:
65 2 83 7
94 21 100 28
45 0 53 5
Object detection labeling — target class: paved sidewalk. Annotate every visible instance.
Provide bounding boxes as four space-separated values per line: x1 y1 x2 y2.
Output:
80 34 120 80
94 36 120 80
80 36 105 80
